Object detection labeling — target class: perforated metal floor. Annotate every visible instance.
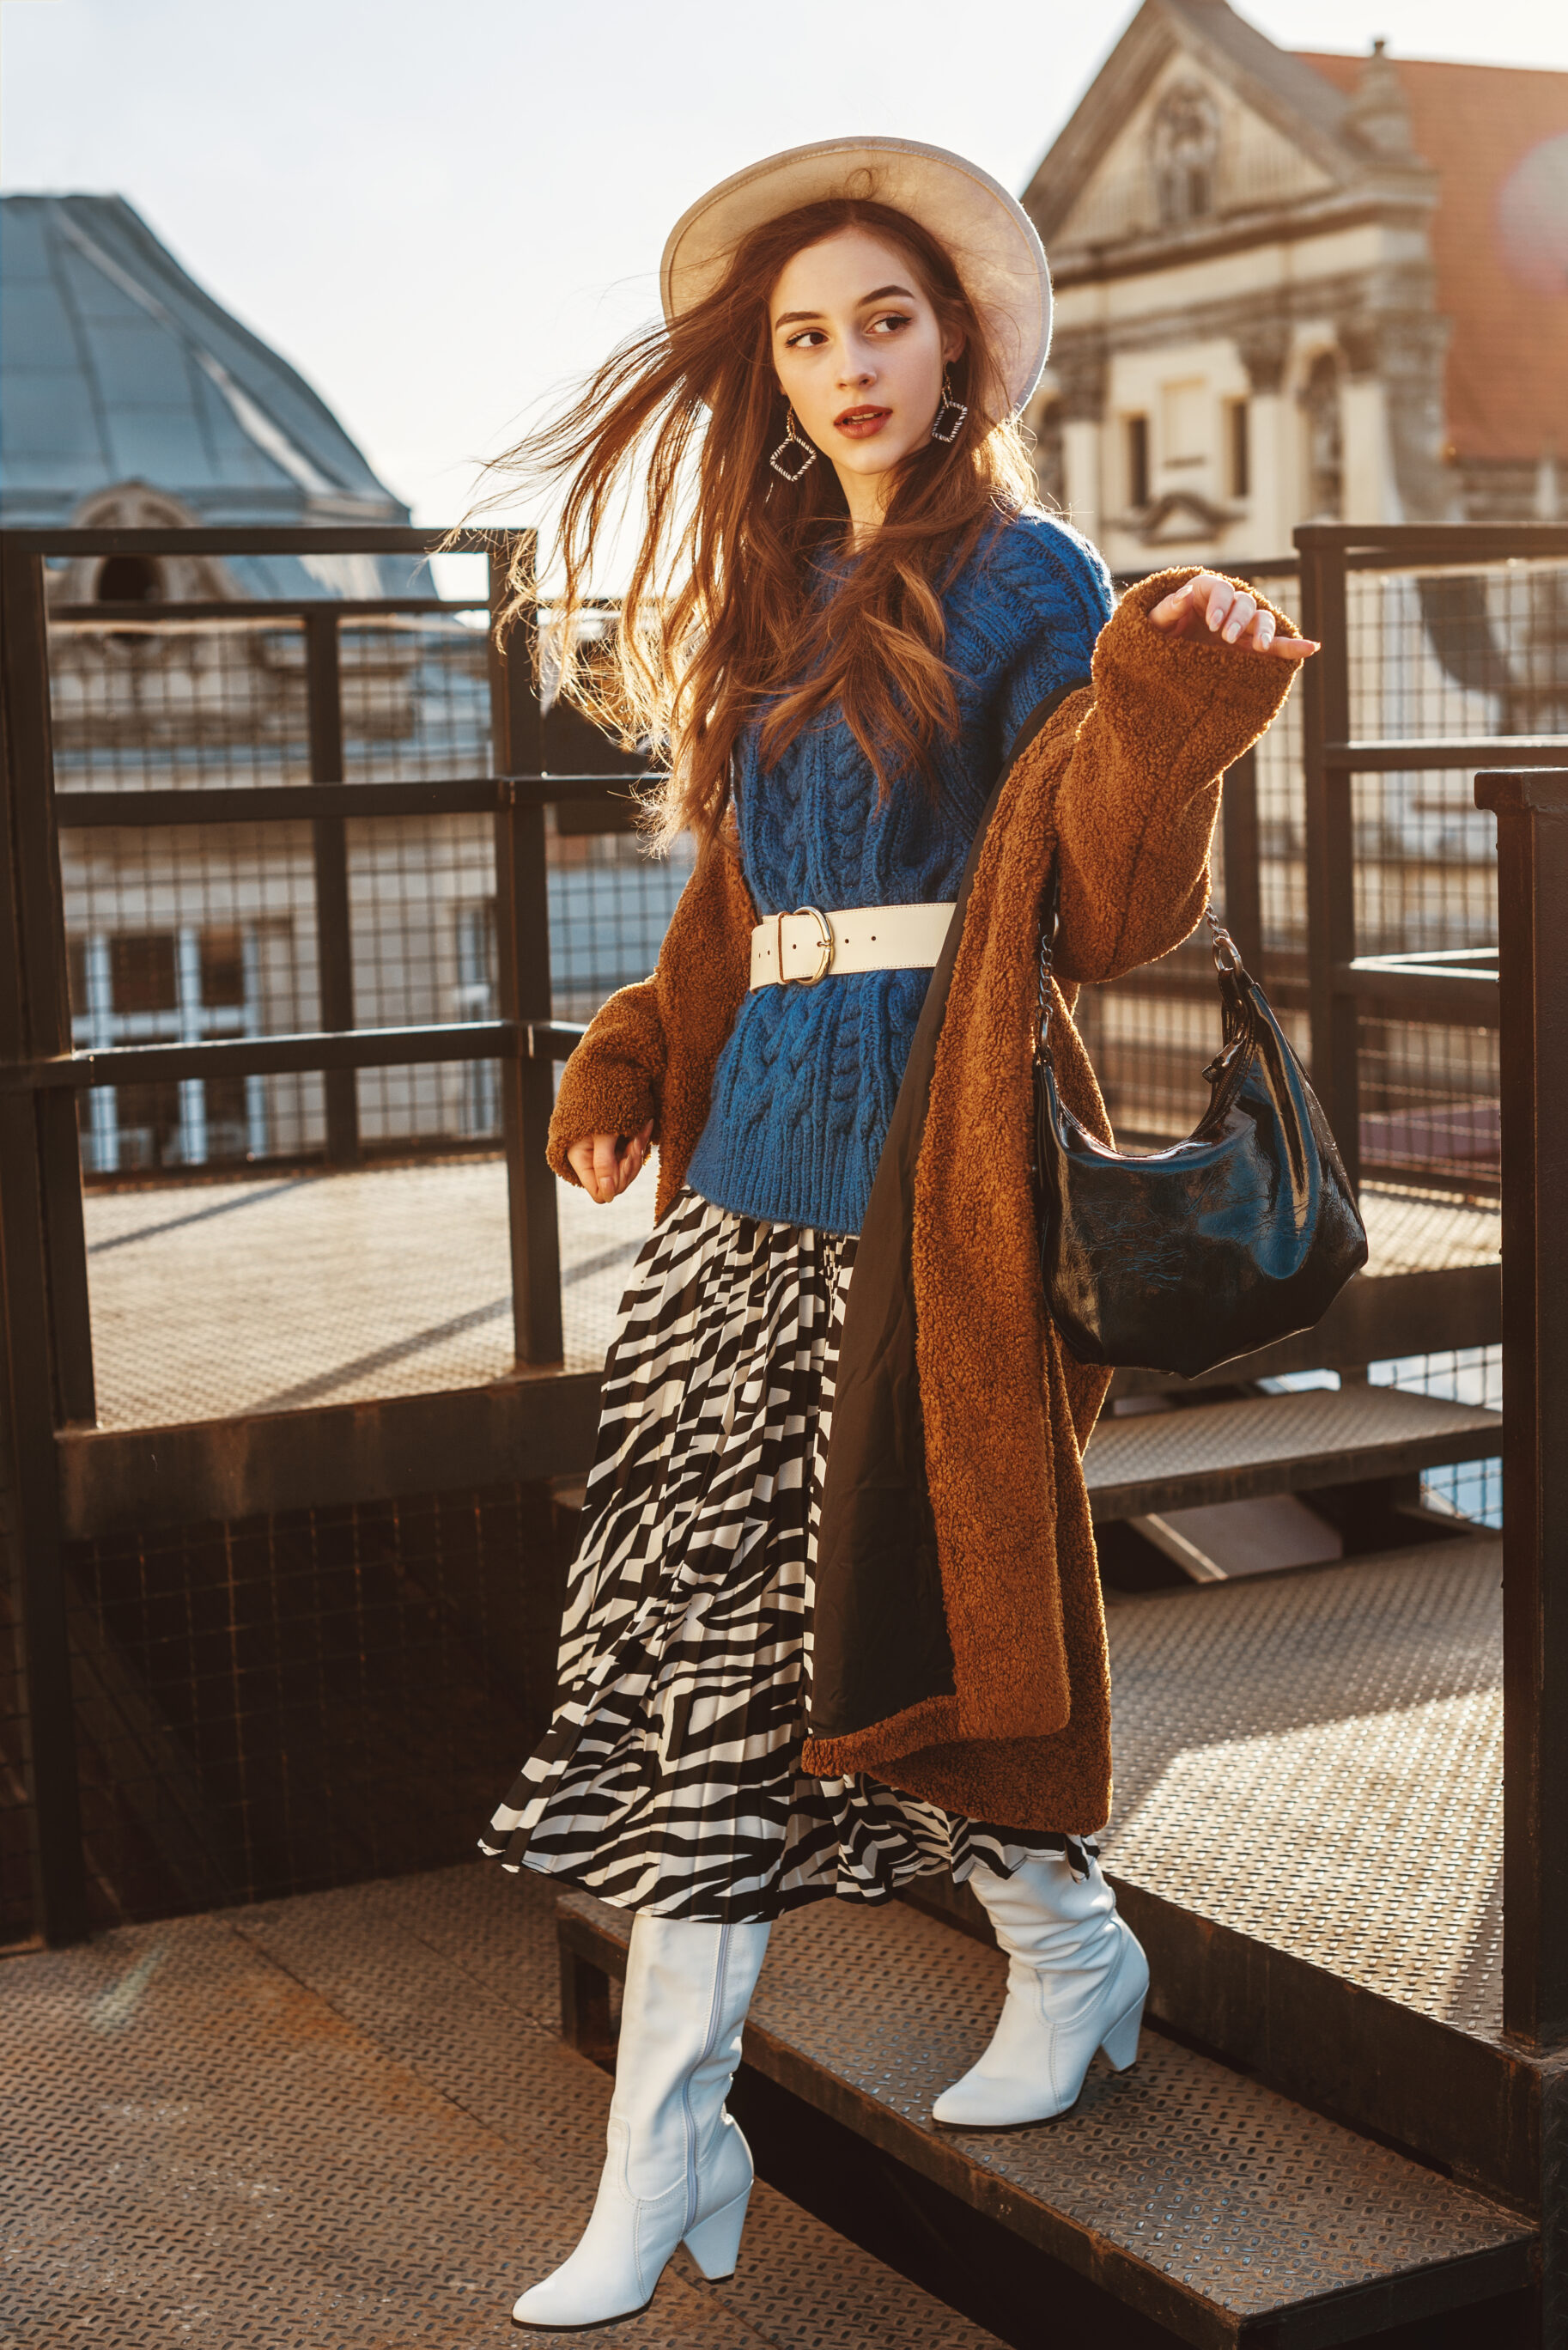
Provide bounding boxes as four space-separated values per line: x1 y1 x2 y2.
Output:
563 1884 1531 2337
80 1172 1493 1434
1084 1386 1502 1518
0 1866 1002 2349
1360 1183 1498 1277
1103 1536 1504 2036
83 1156 655 1427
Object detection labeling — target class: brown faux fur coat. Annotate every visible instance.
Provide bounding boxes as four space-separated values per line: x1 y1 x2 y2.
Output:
547 569 1298 1829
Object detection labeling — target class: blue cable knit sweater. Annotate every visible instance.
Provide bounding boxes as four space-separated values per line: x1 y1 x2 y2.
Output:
684 510 1114 1236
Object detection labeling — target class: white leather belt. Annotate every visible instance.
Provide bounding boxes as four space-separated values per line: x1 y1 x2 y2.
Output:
749 902 955 989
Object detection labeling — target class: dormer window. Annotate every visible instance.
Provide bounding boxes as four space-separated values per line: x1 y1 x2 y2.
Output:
1152 86 1220 227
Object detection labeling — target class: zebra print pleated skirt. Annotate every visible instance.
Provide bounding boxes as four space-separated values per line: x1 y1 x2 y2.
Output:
479 1187 1080 1921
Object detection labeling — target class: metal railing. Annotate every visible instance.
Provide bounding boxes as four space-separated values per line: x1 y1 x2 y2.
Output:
0 522 644 1944
1298 521 1568 1196
3 517 1563 1951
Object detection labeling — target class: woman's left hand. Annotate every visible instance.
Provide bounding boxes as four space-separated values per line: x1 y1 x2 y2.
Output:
1147 571 1318 661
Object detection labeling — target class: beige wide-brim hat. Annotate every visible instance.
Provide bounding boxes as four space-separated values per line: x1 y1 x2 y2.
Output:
659 136 1052 415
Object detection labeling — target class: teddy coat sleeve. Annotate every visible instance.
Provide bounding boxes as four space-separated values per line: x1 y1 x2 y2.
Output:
1049 569 1299 987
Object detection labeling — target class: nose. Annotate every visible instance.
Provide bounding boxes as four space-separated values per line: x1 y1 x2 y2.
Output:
836 356 874 389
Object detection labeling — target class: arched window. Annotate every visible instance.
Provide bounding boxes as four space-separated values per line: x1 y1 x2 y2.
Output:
1301 351 1343 519
1151 85 1221 227
94 553 164 605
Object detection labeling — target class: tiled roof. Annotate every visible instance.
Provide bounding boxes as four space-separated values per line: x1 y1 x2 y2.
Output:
1300 52 1568 464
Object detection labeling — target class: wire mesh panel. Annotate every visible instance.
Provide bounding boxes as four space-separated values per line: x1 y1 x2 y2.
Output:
1255 681 1307 959
1371 1347 1504 1527
1339 555 1567 1193
63 818 323 1171
49 613 312 792
57 1481 576 1928
549 825 696 1022
339 616 491 782
1346 561 1568 744
1358 1019 1499 1190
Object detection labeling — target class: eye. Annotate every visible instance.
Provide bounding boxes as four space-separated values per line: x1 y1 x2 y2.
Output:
868 310 912 336
783 327 828 350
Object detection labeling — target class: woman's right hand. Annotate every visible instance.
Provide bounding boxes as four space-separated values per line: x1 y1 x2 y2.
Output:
566 1120 654 1204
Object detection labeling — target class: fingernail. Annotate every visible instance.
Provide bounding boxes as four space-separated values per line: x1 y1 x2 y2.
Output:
1224 621 1242 642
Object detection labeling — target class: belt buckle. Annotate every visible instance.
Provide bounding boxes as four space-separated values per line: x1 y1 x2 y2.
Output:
779 904 833 985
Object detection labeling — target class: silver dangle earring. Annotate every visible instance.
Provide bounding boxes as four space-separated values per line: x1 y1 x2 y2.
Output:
930 365 968 445
769 405 817 483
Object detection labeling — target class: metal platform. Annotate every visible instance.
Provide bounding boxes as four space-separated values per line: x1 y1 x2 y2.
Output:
1360 1184 1497 1276
1095 1534 1564 2213
0 1864 1004 2350
1104 1534 1504 2035
894 1536 1553 2224
76 1169 1491 1434
558 1885 1533 2350
80 1154 657 1428
1084 1386 1503 1521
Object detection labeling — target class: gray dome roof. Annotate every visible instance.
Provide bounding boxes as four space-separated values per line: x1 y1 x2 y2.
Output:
1 193 421 596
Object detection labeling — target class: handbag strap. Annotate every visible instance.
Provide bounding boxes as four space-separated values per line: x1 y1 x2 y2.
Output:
1033 868 1243 1065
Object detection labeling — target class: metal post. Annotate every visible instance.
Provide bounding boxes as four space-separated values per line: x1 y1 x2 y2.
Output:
1476 768 1568 2048
1220 744 1265 981
489 533 563 1366
305 612 358 1166
0 541 88 1944
0 544 95 1423
1298 530 1361 1190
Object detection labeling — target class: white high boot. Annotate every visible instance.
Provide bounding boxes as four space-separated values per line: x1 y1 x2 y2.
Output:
932 1849 1148 2128
512 1913 771 2329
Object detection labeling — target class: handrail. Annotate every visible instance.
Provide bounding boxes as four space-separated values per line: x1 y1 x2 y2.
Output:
1296 521 1568 557
49 596 487 622
1324 738 1568 771
53 774 661 827
3 524 479 555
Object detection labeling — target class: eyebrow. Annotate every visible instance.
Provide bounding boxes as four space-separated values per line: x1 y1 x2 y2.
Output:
772 283 918 327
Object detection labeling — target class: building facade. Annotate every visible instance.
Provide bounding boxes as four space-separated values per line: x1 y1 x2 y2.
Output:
1021 0 1568 570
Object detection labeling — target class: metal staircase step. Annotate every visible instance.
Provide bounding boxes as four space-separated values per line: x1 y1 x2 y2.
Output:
1084 1385 1501 1521
558 1887 1533 2348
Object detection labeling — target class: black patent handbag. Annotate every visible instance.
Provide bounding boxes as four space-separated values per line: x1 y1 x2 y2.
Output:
1031 874 1368 1379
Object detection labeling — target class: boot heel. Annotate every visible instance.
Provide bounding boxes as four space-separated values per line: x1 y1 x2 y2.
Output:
1099 1993 1145 2073
683 2183 751 2280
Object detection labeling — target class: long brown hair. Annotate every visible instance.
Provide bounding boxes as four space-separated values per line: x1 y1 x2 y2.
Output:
481 195 1041 848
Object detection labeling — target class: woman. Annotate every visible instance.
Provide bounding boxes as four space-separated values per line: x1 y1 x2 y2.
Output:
479 137 1315 2331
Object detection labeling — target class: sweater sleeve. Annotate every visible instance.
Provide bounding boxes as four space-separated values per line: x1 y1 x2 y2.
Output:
993 514 1114 758
1049 568 1301 986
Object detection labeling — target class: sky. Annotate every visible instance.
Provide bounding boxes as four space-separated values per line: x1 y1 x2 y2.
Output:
3 0 1567 574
